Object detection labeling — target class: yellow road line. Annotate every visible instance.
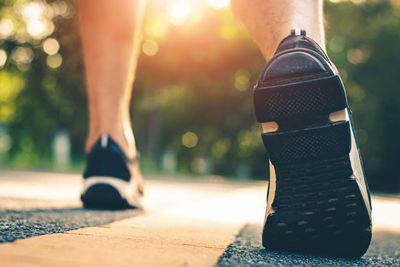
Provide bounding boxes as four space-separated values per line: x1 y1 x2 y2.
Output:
0 185 266 267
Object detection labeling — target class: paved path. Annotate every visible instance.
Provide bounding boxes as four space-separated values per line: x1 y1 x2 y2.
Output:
0 170 399 266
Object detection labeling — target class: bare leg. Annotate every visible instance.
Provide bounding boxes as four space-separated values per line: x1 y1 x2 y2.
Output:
231 0 325 60
77 0 145 158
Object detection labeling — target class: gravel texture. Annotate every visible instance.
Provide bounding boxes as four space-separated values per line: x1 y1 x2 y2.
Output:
0 207 141 243
217 223 400 267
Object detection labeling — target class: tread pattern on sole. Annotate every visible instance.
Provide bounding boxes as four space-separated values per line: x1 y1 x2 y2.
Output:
263 155 371 257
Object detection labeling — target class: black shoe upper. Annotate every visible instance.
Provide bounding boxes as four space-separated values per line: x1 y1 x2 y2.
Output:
83 135 132 182
275 30 330 61
258 30 334 87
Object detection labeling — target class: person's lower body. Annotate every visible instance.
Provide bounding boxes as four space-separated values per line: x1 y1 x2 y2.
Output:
77 0 372 256
77 0 145 209
231 0 371 257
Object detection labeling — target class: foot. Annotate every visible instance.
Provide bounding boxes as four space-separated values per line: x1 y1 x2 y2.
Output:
81 134 144 209
254 29 372 257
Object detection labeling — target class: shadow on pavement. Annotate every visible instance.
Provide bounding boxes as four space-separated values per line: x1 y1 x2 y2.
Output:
0 207 143 243
217 223 400 267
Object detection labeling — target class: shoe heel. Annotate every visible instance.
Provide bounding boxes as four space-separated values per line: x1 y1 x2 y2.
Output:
81 183 129 210
254 75 348 123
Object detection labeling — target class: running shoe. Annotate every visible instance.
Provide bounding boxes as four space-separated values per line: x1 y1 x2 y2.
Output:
254 29 372 257
81 134 143 209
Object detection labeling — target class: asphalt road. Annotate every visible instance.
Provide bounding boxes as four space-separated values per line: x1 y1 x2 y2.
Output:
217 224 400 267
0 170 399 266
0 207 142 243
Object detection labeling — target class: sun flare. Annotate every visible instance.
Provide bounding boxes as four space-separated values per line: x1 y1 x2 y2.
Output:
170 1 191 26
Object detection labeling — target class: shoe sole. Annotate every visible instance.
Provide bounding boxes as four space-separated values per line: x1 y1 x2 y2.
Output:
255 73 372 257
81 177 143 210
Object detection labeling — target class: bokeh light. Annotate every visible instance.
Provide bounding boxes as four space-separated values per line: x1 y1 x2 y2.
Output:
142 40 159 56
20 1 56 40
27 20 46 37
10 47 34 67
51 1 71 17
234 69 251 91
42 38 60 55
46 53 62 69
182 132 198 148
22 2 45 20
347 48 366 64
0 19 15 38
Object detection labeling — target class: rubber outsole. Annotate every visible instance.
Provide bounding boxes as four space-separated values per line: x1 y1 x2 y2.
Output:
254 76 347 124
262 121 351 165
255 62 372 256
81 184 130 210
262 154 371 257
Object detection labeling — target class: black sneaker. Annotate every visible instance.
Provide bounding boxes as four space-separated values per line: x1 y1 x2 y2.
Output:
254 29 372 257
81 134 144 209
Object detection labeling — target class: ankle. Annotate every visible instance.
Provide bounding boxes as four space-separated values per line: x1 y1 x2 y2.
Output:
86 125 137 159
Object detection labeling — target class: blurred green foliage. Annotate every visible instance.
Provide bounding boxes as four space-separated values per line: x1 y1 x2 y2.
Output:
0 0 399 191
